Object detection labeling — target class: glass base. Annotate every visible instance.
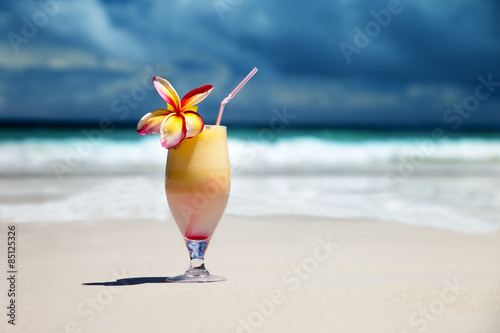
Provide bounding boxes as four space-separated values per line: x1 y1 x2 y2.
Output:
167 272 226 283
167 238 226 283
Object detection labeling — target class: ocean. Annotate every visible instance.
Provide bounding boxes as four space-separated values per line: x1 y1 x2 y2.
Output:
0 127 499 233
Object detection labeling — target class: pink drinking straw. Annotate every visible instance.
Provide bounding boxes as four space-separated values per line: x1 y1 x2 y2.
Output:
216 67 258 126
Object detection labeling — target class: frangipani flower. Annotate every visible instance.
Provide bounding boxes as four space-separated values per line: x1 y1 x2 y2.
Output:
137 76 213 149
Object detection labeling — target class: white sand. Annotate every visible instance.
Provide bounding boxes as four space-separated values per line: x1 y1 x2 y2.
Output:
1 215 499 333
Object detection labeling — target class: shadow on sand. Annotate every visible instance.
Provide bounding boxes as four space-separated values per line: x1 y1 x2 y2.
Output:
83 277 171 286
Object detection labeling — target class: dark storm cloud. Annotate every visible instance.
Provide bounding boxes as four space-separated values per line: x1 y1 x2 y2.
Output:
0 0 499 128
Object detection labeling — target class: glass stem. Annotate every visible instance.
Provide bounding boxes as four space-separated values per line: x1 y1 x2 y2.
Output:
185 238 210 275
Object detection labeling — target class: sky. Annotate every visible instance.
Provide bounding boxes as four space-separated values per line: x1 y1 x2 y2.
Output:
1 0 500 129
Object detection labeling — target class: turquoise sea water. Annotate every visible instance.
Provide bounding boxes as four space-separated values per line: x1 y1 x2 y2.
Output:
1 126 499 174
0 126 499 233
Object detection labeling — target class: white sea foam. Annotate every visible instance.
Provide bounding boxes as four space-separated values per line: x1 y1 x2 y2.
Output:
0 134 499 233
0 174 498 234
0 135 499 176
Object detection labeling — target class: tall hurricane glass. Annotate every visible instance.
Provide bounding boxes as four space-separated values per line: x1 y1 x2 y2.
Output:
165 125 230 282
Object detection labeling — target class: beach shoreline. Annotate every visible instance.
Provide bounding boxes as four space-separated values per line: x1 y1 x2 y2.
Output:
1 216 499 333
2 172 499 234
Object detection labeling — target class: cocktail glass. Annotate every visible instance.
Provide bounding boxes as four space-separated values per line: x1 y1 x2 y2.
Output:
165 125 230 282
